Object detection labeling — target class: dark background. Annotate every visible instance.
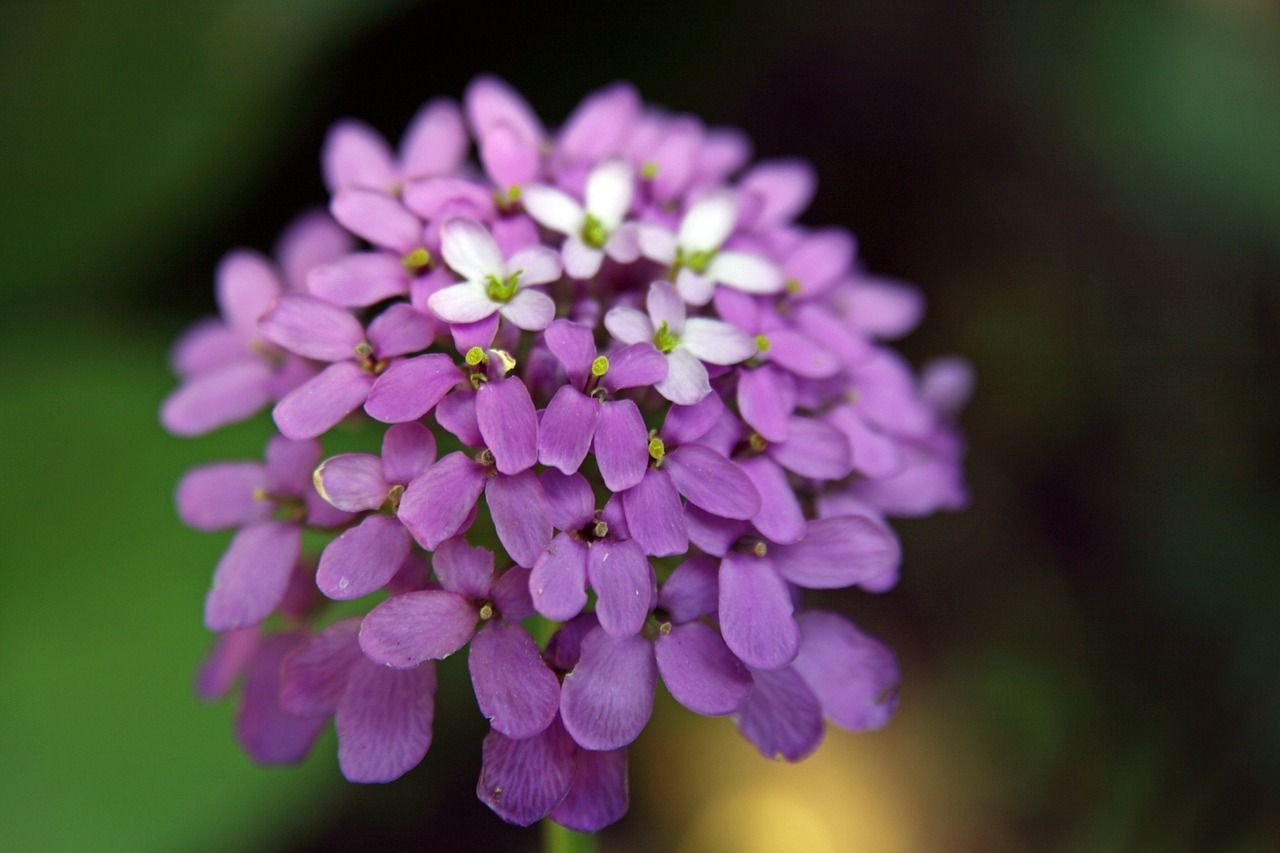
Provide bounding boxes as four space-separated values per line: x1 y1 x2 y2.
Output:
2 1 1277 850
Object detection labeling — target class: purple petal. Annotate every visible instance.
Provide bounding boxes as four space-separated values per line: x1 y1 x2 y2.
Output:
657 554 719 624
317 514 411 600
920 356 975 416
331 189 422 254
195 627 260 701
560 628 656 750
469 621 561 738
264 435 322 495
380 422 437 484
397 452 487 549
550 747 629 833
479 121 540 188
735 666 824 761
336 658 437 783
431 536 494 599
663 444 760 520
477 377 539 474
215 250 282 341
602 342 668 391
537 386 599 475
543 319 596 384
280 618 363 715
449 312 501 354
364 354 461 423
277 210 353 291
684 505 748 557
322 119 395 193
476 718 576 826
763 328 840 379
717 552 798 669
621 468 688 557
314 453 387 512
176 462 268 531
404 176 496 220
530 532 590 621
259 294 365 362
555 82 640 165
306 252 408 307
367 303 434 359
770 515 901 589
272 362 374 440
587 538 652 637
593 399 649 492
848 277 924 339
545 614 597 672
828 405 903 479
359 589 477 667
784 228 855 298
204 522 301 631
792 611 899 731
492 566 536 620
160 361 273 437
646 280 686 334
539 471 596 532
435 389 482 446
738 159 816 229
655 621 752 715
739 456 805 545
400 98 467 179
767 415 853 481
600 494 629 540
236 633 326 764
487 471 553 568
737 365 794 442
660 390 725 446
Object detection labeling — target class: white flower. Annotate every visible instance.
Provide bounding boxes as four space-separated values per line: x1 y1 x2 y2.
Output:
521 158 641 279
604 281 758 405
427 218 561 331
636 189 783 305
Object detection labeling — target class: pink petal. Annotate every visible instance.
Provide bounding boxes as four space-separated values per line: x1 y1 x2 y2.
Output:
737 365 794 443
259 294 365 362
621 468 688 557
313 452 388 512
336 657 436 783
587 538 652 637
469 621 561 739
236 633 326 764
381 421 437 484
663 444 761 520
317 514 412 600
537 386 599 475
594 399 649 492
654 348 710 405
367 303 434 358
359 589 478 667
204 522 301 631
175 462 269 531
657 554 719 623
397 452 487 549
272 362 373 440
499 288 556 331
306 252 409 307
544 319 596 384
331 189 422 254
655 621 752 715
161 361 272 436
767 415 853 481
399 98 467 179
279 618 363 715
530 532 590 621
560 628 656 751
276 209 353 292
477 377 538 475
487 471 553 569
602 306 653 346
432 536 494 600
738 159 816 229
554 82 641 166
540 471 597 532
549 747 629 833
735 665 823 761
792 611 899 731
739 456 806 545
215 250 283 340
476 718 576 826
322 119 396 193
770 515 900 590
364 353 461 424
717 552 798 669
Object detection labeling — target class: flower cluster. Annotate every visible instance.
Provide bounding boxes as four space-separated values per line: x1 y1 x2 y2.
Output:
166 76 971 831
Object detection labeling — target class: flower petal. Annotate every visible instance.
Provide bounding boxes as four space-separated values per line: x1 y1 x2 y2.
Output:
204 522 301 631
739 159 815 229
427 282 498 324
646 280 686 335
657 554 719 624
678 189 737 252
272 362 373 439
684 506 748 557
537 386 599 475
380 421 437 484
717 552 798 669
739 456 806 545
556 83 640 168
435 389 482 446
236 633 326 764
367 303 434 359
792 611 899 731
560 628 656 750
735 666 823 761
522 185 585 235
543 319 596 384
331 189 422 253
161 360 273 436
477 377 539 474
216 250 283 341
317 514 411 600
621 468 688 557
400 98 467 179
364 354 461 423
594 399 649 492
313 452 387 512
540 471 597 532
663 444 760 520
737 365 794 442
550 747 629 833
476 718 576 827
584 158 634 229
708 250 783 294
196 627 260 701
487 471 553 568
440 217 504 282
322 119 395 193
431 536 494 600
763 328 841 378
259 294 365 362
767 415 853 481
508 245 563 286
660 389 725 446
587 538 652 637
280 618 363 716
306 252 408 307
397 452 487 549
562 236 605 279
359 589 477 667
336 657 436 783
499 288 556 331
601 342 667 391
469 621 561 739
654 348 710 405
176 462 269 531
530 532 590 621
655 621 752 715
680 317 757 365
603 306 653 346
770 515 900 590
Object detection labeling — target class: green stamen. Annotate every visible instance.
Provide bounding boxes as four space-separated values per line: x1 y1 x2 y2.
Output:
785 278 802 294
648 436 666 462
484 271 521 302
641 161 659 180
581 213 609 249
590 355 610 377
755 334 771 353
653 321 679 354
464 346 487 366
677 247 715 274
402 247 432 272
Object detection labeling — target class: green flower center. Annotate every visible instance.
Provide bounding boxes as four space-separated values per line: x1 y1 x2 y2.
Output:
401 247 432 272
581 213 609 249
653 321 680 354
676 246 715 274
484 271 521 303
590 355 610 377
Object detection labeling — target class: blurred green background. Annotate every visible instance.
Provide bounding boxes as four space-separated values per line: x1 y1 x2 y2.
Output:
1 1 1277 850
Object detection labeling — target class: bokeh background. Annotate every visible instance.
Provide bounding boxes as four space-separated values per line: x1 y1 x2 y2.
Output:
2 1 1278 850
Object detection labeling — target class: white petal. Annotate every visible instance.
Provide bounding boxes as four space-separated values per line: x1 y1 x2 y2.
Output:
675 267 716 306
681 317 757 365
498 288 555 331
585 158 634 230
440 217 504 281
655 349 711 405
604 306 653 345
677 189 737 252
636 224 677 264
563 237 604 279
646 281 686 335
507 245 562 286
708 250 784 294
427 282 497 323
604 223 640 263
521 185 585 235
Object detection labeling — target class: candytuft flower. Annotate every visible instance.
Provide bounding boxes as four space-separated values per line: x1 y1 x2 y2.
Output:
164 75 971 833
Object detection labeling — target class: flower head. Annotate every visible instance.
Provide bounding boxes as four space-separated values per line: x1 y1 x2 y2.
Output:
164 76 971 831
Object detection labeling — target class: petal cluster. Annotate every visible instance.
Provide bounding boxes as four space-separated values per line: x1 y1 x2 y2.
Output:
167 75 971 831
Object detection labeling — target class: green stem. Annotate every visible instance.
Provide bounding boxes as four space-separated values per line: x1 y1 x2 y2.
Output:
541 819 596 853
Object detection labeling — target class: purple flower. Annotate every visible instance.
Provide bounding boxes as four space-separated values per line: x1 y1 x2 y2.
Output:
168 74 971 833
